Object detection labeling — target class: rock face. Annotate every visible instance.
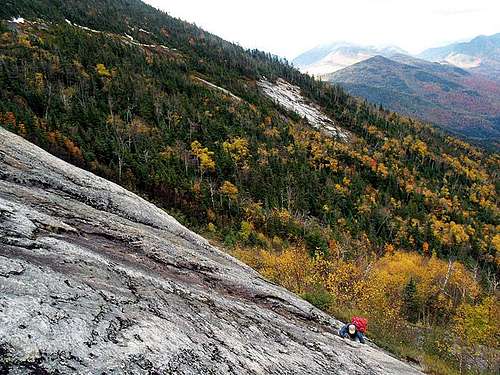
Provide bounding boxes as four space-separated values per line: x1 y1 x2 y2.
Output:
258 79 350 141
0 127 422 374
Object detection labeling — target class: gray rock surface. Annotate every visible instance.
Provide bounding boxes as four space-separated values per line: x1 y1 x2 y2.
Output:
0 127 422 374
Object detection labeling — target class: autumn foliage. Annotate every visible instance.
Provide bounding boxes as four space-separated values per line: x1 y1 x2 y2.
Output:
0 14 498 374
232 243 498 373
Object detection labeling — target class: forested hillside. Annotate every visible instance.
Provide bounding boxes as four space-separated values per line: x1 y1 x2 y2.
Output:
0 1 498 373
323 54 500 143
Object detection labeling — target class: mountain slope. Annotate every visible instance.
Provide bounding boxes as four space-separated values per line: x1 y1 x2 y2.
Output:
0 127 423 374
325 55 500 141
0 0 497 285
419 33 500 61
0 1 499 372
418 33 500 80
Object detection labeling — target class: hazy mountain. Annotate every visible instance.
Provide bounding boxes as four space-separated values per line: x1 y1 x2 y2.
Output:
325 55 500 141
297 35 500 142
292 42 407 75
418 33 500 81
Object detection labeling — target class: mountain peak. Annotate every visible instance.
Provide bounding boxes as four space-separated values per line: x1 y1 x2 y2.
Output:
293 42 409 75
417 32 500 68
324 53 499 140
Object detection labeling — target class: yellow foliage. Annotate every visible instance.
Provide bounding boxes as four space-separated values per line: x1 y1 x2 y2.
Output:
220 180 238 200
469 183 498 214
191 180 202 195
232 239 485 343
130 117 151 136
442 153 488 182
384 243 395 255
357 187 378 214
191 140 215 172
369 252 481 322
159 146 175 159
18 35 31 48
377 162 389 178
324 260 364 305
365 124 384 138
493 234 500 252
259 247 313 294
95 63 111 78
381 138 403 156
1 32 11 44
453 296 499 348
223 137 249 164
242 201 264 223
431 217 473 246
411 139 428 158
257 146 269 166
263 127 280 138
271 208 290 222
239 220 254 241
34 72 44 91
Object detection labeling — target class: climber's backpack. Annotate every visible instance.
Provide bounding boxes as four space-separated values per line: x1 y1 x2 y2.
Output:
351 316 368 333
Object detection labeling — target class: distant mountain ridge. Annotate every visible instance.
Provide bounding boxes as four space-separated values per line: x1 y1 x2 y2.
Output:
418 33 500 80
324 54 500 141
294 33 500 78
294 34 500 142
418 33 500 62
292 42 408 75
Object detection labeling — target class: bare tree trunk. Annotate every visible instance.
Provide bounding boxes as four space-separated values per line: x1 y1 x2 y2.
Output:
44 83 52 120
209 181 215 208
118 155 123 182
442 259 454 292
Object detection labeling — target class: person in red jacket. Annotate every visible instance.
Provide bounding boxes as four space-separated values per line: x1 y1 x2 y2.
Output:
339 317 367 344
338 323 365 343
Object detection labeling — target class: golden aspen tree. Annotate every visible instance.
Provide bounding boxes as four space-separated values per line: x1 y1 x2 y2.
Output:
191 140 216 175
96 63 111 78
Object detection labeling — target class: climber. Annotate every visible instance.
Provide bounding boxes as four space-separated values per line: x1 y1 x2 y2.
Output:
338 316 367 344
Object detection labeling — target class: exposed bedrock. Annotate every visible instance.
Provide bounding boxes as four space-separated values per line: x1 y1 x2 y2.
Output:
0 127 421 374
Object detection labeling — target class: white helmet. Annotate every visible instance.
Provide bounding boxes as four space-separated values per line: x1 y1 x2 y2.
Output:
348 324 356 335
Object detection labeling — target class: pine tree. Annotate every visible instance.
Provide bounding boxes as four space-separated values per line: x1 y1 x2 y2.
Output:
403 277 419 323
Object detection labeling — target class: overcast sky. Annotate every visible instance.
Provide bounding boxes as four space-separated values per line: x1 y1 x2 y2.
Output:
144 0 500 59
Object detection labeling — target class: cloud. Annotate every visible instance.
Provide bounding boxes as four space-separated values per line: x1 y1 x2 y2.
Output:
433 8 482 16
144 0 500 58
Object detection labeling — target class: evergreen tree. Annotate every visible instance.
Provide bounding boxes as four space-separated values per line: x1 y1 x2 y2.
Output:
403 277 419 323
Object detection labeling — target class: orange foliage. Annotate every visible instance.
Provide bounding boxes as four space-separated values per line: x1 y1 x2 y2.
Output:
220 181 238 200
63 138 83 160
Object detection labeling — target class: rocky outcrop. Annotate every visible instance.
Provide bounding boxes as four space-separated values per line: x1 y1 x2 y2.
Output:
258 79 350 141
0 127 422 374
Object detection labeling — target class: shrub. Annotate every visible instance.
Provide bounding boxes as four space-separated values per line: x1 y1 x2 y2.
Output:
304 229 329 257
302 287 333 311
